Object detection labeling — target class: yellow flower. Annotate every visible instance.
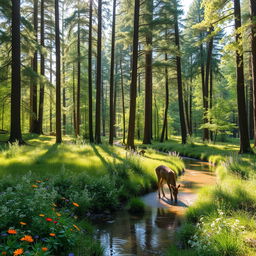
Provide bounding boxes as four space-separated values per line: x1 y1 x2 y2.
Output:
39 214 45 217
20 222 27 226
20 235 34 243
72 202 79 207
36 180 42 183
8 229 17 234
13 248 23 255
32 185 38 188
73 224 80 231
56 212 61 217
49 233 56 237
41 248 48 252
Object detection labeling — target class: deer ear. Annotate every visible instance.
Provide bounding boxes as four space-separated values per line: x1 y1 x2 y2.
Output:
177 184 181 189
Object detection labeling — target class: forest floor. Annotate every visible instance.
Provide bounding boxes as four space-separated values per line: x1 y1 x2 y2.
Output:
0 134 256 255
0 133 185 255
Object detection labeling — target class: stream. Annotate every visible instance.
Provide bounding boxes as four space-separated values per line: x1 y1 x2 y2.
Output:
93 158 216 256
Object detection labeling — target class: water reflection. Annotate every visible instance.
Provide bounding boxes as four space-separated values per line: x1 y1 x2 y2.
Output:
93 159 215 256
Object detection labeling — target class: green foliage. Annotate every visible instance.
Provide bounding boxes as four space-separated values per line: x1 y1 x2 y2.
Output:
127 197 145 214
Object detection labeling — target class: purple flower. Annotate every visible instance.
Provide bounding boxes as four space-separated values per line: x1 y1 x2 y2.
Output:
41 238 47 242
68 253 75 256
34 235 39 239
1 233 7 237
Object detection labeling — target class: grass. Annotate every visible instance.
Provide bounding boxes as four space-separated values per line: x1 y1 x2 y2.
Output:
145 137 256 256
0 134 185 255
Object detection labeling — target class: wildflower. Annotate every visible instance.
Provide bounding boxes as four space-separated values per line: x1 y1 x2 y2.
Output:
68 254 75 256
20 235 34 243
46 218 53 222
20 222 27 226
52 203 57 207
13 248 23 255
32 185 38 188
41 248 48 252
1 233 7 237
2 252 7 255
34 235 39 239
39 214 45 217
54 221 58 224
72 202 79 207
73 224 80 231
56 212 61 217
36 180 42 183
8 229 17 235
49 233 55 237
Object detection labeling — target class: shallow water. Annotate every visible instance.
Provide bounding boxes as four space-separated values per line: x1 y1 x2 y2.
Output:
93 158 215 256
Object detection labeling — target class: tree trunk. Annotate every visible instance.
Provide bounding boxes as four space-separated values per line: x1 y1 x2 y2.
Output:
109 0 116 145
38 0 45 134
95 0 102 144
127 0 140 149
9 0 23 144
113 64 117 138
143 0 153 144
102 78 106 136
174 0 187 144
160 54 169 143
234 0 251 153
88 0 94 142
50 49 53 133
73 64 77 134
76 7 81 137
137 72 141 140
209 66 213 141
62 2 66 135
120 54 126 144
250 0 256 147
55 0 62 143
203 27 214 141
30 0 38 133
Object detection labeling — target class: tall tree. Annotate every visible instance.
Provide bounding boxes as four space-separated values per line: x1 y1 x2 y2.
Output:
9 0 23 144
55 0 62 143
127 0 140 149
38 0 45 134
174 0 187 144
76 1 81 137
88 0 94 142
234 0 251 153
143 0 153 144
250 0 256 147
109 0 117 145
30 0 38 133
95 0 102 144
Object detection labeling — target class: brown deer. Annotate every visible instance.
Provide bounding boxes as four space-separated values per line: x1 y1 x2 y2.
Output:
155 165 180 203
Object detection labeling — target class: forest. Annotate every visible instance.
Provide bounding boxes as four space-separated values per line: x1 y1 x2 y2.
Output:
0 0 256 255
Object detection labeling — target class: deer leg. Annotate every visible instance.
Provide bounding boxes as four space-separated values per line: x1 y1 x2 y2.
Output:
160 179 166 198
157 177 161 198
167 183 173 201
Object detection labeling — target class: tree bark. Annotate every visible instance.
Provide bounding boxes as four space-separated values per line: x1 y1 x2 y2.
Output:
160 54 169 143
127 0 140 149
174 0 187 144
88 0 94 142
95 0 102 144
234 0 251 153
38 0 45 134
109 0 116 145
62 1 66 135
120 54 126 144
250 0 256 147
9 0 23 144
76 6 81 137
143 0 153 144
55 0 62 143
30 0 38 133
73 64 77 134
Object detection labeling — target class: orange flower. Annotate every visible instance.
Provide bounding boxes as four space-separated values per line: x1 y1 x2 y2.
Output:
13 248 23 255
2 252 7 255
32 185 38 188
49 233 55 237
20 222 27 226
56 212 61 217
20 235 34 243
8 229 17 234
73 224 80 231
41 248 48 252
72 202 79 207
36 180 42 183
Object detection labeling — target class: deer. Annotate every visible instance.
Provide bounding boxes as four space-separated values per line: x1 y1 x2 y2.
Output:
155 165 180 203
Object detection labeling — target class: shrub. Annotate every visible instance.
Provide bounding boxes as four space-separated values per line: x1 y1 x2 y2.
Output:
127 197 145 214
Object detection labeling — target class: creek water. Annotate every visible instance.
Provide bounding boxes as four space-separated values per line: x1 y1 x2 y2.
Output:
93 158 216 256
